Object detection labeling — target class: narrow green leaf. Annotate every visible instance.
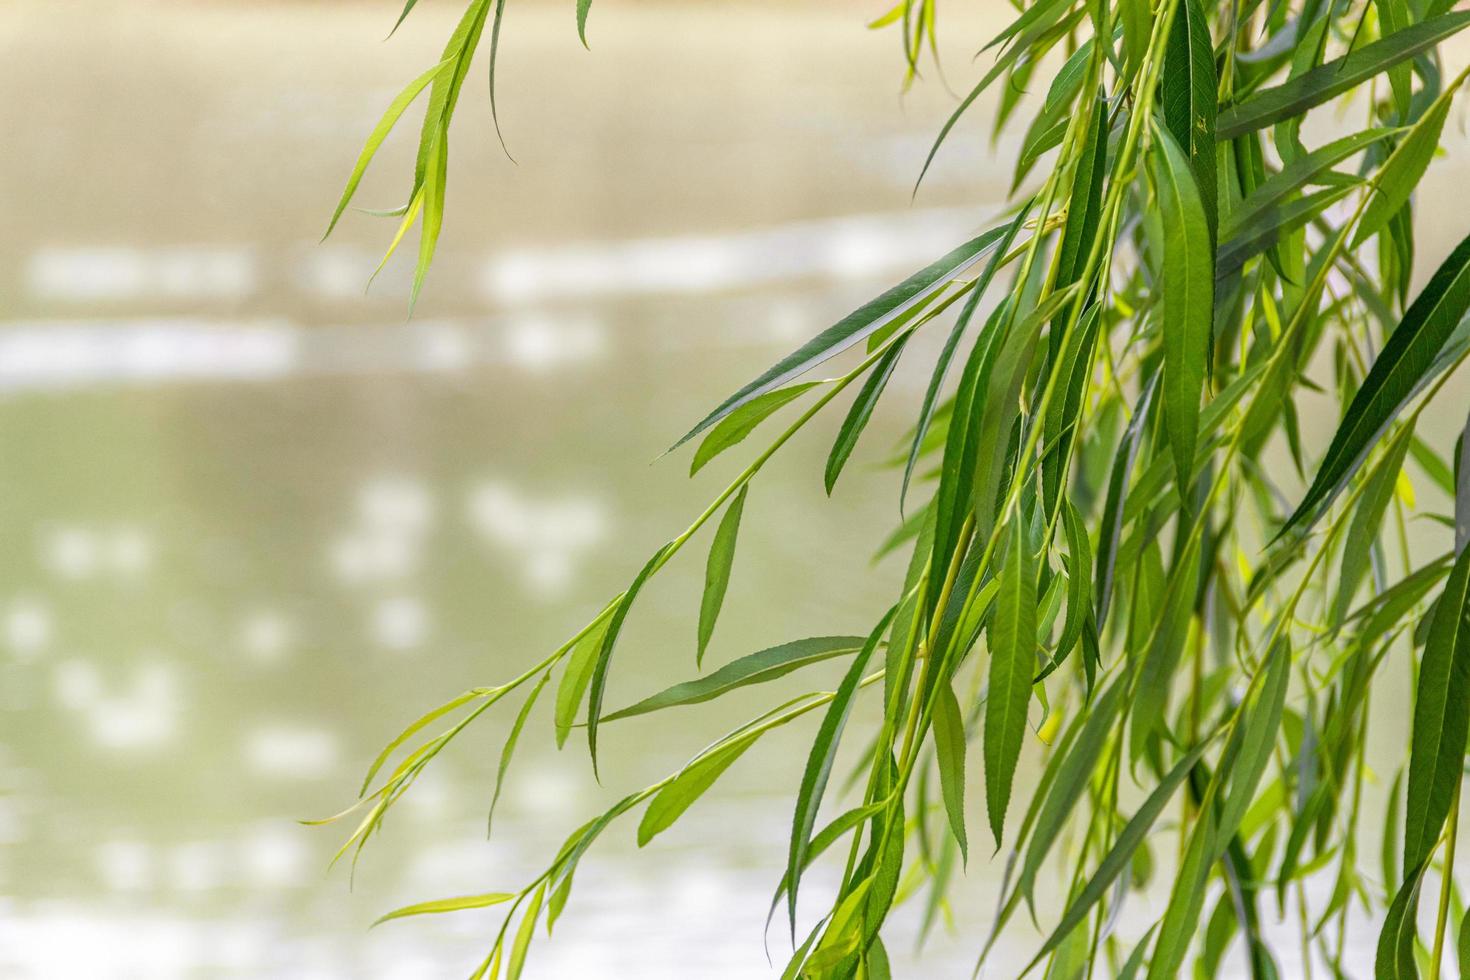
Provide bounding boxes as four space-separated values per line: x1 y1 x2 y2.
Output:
787 612 890 932
1161 0 1219 238
903 201 1034 509
932 680 970 863
1096 375 1158 628
1217 12 1470 138
1283 229 1470 536
691 384 819 476
576 0 593 47
1029 741 1212 968
324 59 450 240
602 635 867 722
1222 128 1396 244
826 335 909 494
1145 807 1216 979
638 733 755 846
1217 182 1360 278
1458 905 1470 979
555 615 612 749
487 670 551 835
507 882 544 980
372 891 514 928
1152 122 1214 496
1355 94 1454 247
1334 426 1415 626
587 542 675 775
360 687 484 796
986 513 1037 849
1403 543 1470 872
1017 675 1125 902
1217 640 1291 847
698 485 748 665
671 225 1013 454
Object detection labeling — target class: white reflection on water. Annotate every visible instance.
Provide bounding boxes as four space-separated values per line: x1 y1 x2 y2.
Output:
369 595 430 652
244 726 339 781
53 659 179 750
482 207 979 304
27 246 258 303
4 597 52 663
466 480 607 596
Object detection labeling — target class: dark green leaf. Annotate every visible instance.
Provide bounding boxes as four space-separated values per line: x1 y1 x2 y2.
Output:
1162 0 1219 238
786 613 890 931
986 512 1037 849
1152 123 1214 496
1282 229 1470 536
932 680 970 862
1217 12 1470 138
1355 94 1453 247
826 335 909 494
1403 543 1470 872
587 542 675 775
691 384 819 476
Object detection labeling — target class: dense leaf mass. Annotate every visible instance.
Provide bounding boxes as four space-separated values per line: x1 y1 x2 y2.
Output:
318 0 1470 976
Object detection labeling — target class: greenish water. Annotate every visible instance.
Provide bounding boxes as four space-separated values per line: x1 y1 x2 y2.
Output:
0 1 1018 975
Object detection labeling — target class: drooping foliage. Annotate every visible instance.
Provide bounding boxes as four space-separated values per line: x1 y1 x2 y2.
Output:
316 0 1470 976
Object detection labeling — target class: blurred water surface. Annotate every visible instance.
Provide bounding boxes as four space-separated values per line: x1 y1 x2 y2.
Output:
5 1 1470 977
0 1 1022 976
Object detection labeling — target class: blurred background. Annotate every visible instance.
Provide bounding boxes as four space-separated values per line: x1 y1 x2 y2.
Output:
1 1 1468 977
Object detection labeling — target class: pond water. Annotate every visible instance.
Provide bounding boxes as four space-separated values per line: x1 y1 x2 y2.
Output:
2 1 1467 977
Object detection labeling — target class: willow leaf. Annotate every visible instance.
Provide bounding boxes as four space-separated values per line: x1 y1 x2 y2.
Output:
1402 542 1470 873
786 614 889 932
1217 12 1470 138
325 59 451 240
1216 182 1359 278
576 0 593 47
587 542 675 775
555 615 612 749
360 687 484 796
638 733 755 846
1097 375 1158 628
698 485 748 665
1333 426 1414 627
1221 128 1396 244
371 891 514 928
903 201 1033 509
1162 0 1218 238
1355 94 1453 247
671 226 1013 454
827 335 909 494
487 670 551 834
1152 124 1214 497
932 680 970 863
1282 229 1470 537
1017 675 1125 903
507 881 544 980
602 635 866 722
1217 639 1290 848
1029 741 1211 968
1146 807 1215 979
986 513 1037 849
691 384 819 476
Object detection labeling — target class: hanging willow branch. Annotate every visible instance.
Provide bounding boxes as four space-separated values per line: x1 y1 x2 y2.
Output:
315 0 1470 976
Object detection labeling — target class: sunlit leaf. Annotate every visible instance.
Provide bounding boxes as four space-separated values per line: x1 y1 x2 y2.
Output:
698 485 748 665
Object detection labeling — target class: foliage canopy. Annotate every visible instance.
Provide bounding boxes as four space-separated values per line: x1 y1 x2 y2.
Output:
317 0 1470 976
